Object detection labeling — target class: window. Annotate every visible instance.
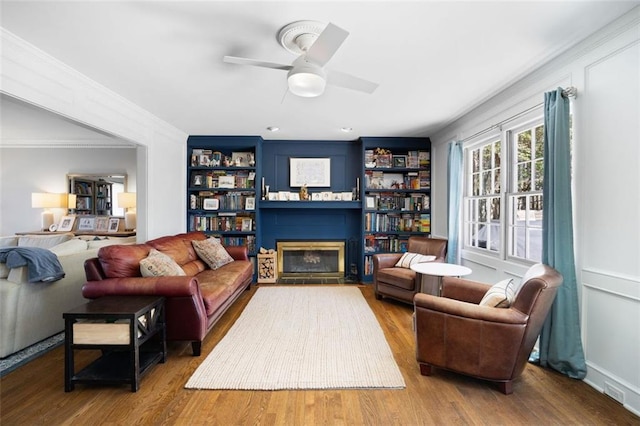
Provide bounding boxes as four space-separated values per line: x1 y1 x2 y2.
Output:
463 116 546 263
464 139 501 253
507 124 544 262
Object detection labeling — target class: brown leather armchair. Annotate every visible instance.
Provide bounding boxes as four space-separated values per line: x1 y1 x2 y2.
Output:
373 236 448 304
413 263 563 394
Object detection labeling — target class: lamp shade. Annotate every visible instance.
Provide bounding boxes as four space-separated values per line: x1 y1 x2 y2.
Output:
31 193 66 208
117 192 136 209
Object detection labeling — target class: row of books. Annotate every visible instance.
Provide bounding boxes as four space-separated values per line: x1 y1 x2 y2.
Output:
365 213 431 233
366 192 430 211
364 235 410 254
189 213 255 232
73 182 93 195
190 192 255 211
364 150 430 169
208 235 256 254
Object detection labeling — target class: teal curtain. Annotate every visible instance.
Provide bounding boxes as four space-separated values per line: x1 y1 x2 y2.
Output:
447 141 464 264
537 88 587 379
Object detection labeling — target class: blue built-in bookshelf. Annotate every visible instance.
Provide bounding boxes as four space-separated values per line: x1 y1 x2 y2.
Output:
186 135 431 282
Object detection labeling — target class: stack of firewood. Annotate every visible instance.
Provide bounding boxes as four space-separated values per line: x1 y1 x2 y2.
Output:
257 247 277 283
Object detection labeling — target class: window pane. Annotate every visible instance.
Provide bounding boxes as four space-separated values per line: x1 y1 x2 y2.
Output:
530 194 543 214
518 163 531 192
482 171 491 195
491 198 501 221
518 130 532 162
534 159 544 191
482 145 492 170
494 141 501 168
472 173 479 196
494 168 501 193
515 196 527 223
529 228 542 261
513 227 525 258
478 199 487 222
535 125 544 159
472 149 480 173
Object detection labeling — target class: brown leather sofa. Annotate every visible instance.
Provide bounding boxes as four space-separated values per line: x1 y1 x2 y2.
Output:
83 231 253 356
413 263 563 394
373 236 448 304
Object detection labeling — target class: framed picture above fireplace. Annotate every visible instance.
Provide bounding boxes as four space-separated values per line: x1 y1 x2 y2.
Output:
289 158 331 187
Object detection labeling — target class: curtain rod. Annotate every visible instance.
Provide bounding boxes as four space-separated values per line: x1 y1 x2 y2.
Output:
459 86 577 144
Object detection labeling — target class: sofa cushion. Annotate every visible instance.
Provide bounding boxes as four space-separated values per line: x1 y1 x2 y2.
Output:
87 236 137 250
140 249 186 277
395 252 436 269
0 262 9 278
17 233 73 249
49 238 88 256
479 278 515 308
196 260 253 315
377 267 417 291
98 244 151 278
192 238 234 270
148 232 206 267
0 236 18 247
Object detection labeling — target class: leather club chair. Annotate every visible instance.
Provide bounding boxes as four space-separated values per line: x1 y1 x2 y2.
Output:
373 236 448 304
413 263 563 394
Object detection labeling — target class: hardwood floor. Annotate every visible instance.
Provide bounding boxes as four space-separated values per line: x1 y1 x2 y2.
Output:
1 284 638 425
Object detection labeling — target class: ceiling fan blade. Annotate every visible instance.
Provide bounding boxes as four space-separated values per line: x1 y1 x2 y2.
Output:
223 56 292 71
305 23 349 67
327 70 379 94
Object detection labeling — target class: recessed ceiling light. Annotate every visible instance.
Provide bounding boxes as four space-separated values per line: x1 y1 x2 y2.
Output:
341 127 353 133
266 126 279 132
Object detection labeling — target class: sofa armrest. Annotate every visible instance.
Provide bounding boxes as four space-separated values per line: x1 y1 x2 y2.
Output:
440 276 491 304
372 253 403 270
82 276 200 299
225 245 249 261
414 293 527 325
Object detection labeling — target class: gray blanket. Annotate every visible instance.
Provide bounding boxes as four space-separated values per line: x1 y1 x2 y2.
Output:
0 247 65 283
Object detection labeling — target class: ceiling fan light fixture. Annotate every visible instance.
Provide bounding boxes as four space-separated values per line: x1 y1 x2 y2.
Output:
287 66 326 97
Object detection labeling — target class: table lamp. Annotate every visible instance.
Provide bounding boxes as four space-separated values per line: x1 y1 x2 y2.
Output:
118 192 136 231
32 193 66 231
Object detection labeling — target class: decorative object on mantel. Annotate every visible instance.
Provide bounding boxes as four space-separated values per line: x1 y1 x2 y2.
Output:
32 193 67 231
299 184 309 200
117 192 136 231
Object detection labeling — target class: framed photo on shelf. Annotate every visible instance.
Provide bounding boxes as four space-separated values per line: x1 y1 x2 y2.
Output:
341 192 353 201
393 155 407 168
108 218 120 233
203 199 220 210
192 173 204 187
77 216 96 231
245 197 255 210
289 157 331 187
311 193 322 201
365 196 376 209
241 218 253 232
231 152 252 167
268 193 279 201
218 175 235 188
95 216 110 232
289 193 300 201
57 215 76 232
320 191 333 201
376 154 392 168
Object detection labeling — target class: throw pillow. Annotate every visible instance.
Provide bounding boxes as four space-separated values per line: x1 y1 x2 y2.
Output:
192 238 234 270
395 252 437 269
49 238 88 256
17 233 73 249
479 278 515 308
139 248 186 277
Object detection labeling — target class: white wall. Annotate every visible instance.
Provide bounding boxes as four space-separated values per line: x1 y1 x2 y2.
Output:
0 28 188 241
0 147 136 235
430 8 640 415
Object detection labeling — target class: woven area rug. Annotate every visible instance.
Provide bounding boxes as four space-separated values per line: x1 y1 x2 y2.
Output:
185 286 405 390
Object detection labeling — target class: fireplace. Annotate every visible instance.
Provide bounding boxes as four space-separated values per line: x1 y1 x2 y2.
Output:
277 241 345 278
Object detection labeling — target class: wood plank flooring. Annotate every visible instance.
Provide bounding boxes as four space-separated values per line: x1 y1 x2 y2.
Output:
1 284 638 425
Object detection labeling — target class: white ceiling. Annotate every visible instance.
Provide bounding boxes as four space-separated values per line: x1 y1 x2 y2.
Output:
1 1 638 142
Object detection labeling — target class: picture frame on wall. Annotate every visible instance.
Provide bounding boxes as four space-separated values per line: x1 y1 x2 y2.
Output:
289 157 331 187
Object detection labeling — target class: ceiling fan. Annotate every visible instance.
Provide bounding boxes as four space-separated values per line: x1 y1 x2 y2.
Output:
223 20 378 98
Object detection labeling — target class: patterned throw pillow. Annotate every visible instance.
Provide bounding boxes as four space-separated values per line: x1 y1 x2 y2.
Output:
139 248 186 277
192 238 234 270
479 278 515 308
394 252 437 269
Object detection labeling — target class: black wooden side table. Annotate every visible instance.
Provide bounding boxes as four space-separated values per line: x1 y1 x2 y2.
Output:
64 295 166 392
